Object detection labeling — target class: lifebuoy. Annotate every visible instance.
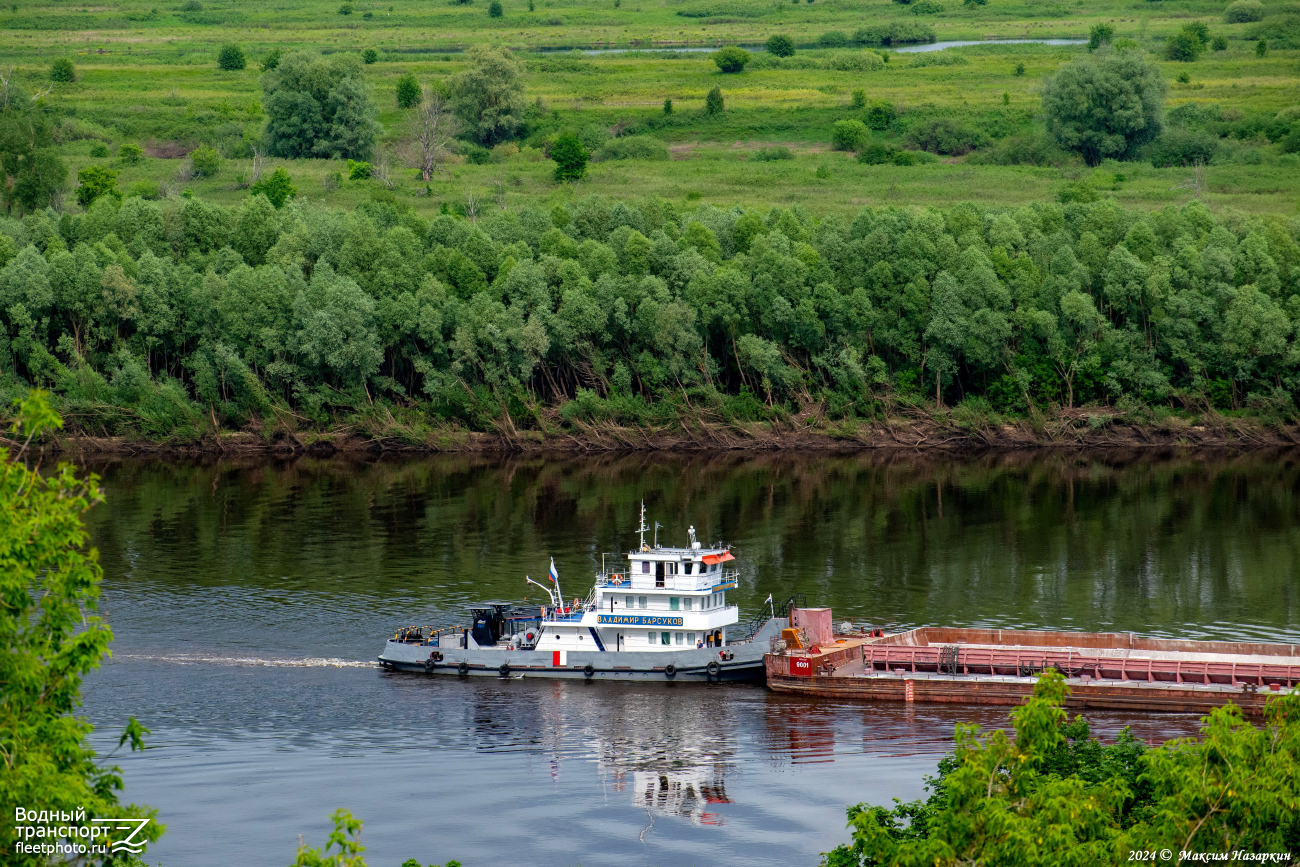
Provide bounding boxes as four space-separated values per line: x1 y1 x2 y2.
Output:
457 661 469 676
664 663 677 678
583 663 595 678
499 662 511 677
706 660 721 677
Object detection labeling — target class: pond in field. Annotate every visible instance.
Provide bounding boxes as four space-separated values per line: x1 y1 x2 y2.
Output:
892 38 1086 52
80 449 1300 866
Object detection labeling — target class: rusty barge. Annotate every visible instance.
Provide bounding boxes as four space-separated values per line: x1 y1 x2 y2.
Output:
764 610 1299 715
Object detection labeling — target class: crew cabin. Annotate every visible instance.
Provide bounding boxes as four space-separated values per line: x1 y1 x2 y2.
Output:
588 526 739 652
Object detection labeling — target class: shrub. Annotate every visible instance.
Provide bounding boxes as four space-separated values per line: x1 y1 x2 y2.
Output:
911 0 942 14
338 2 353 13
857 142 894 165
462 143 491 164
1088 23 1114 51
705 86 724 115
596 135 670 161
249 166 297 206
347 159 374 179
852 22 935 45
550 132 588 181
1014 61 1026 76
1255 38 1267 57
261 47 283 71
831 119 870 151
904 117 989 154
713 46 751 73
766 34 795 57
663 98 672 114
966 133 1071 167
818 31 848 47
865 100 897 130
825 51 883 71
89 142 110 158
362 48 379 64
49 58 76 83
181 0 202 8
1165 29 1204 61
396 73 421 108
1225 0 1265 24
75 165 120 207
488 0 503 16
1043 48 1165 166
1146 127 1218 167
1212 35 1228 50
851 89 866 109
217 44 246 71
908 51 968 67
126 179 162 199
118 142 144 165
189 145 223 178
752 145 793 161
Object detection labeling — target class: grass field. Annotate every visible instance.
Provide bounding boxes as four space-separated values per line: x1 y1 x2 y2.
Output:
2 0 1299 216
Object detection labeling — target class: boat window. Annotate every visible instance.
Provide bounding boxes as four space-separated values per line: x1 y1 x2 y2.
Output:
684 562 693 575
675 633 684 645
625 595 633 607
683 597 692 610
687 632 696 645
670 597 679 611
638 596 647 609
649 632 656 644
641 561 650 574
661 632 671 645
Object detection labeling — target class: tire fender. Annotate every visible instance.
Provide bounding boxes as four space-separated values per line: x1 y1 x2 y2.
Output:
499 662 511 677
706 660 721 678
664 663 677 678
457 661 469 677
583 663 595 678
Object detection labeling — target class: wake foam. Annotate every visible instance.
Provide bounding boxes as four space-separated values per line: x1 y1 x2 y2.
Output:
114 653 375 669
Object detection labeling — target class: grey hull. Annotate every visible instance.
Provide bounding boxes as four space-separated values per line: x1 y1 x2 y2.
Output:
378 617 787 683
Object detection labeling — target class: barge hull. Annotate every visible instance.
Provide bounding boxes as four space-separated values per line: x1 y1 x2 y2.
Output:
764 625 1298 716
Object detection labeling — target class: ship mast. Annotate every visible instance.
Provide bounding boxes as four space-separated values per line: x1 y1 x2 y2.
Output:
637 500 648 551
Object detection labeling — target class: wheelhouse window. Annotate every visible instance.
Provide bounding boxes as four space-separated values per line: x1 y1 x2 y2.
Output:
641 561 650 574
684 562 694 575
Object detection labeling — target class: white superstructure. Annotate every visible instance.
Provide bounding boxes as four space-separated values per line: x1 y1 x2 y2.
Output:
533 505 739 654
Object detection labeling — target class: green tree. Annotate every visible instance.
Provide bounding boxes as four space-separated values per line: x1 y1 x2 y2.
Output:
766 34 795 57
550 132 588 182
1042 48 1165 166
49 58 76 83
448 45 526 146
262 53 381 160
395 72 421 109
0 392 164 865
118 142 143 165
361 48 378 64
249 166 296 207
1087 22 1114 51
713 46 751 73
663 98 672 114
826 670 1300 867
0 76 68 215
1255 39 1267 58
1164 27 1201 62
75 165 119 208
218 44 247 70
1225 0 1265 22
261 47 283 71
705 85 724 115
488 0 502 16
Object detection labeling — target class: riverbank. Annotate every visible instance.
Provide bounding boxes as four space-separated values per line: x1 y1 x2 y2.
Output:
24 406 1300 458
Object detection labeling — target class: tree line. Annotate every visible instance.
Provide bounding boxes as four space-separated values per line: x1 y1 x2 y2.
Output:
1 189 1298 439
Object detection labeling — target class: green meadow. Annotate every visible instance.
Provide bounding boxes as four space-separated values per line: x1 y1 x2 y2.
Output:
2 0 1298 217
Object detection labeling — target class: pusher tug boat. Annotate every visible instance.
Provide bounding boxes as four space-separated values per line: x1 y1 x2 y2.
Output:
378 505 788 682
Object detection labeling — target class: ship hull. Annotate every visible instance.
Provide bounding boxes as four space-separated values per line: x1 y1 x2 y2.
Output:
378 617 786 683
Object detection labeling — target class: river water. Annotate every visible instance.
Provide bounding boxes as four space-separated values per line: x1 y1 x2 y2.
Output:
79 449 1300 866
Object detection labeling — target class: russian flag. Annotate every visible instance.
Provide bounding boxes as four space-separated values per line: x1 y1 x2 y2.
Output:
549 558 559 583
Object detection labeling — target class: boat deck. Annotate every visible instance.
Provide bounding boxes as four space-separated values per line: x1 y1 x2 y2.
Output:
764 627 1299 715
